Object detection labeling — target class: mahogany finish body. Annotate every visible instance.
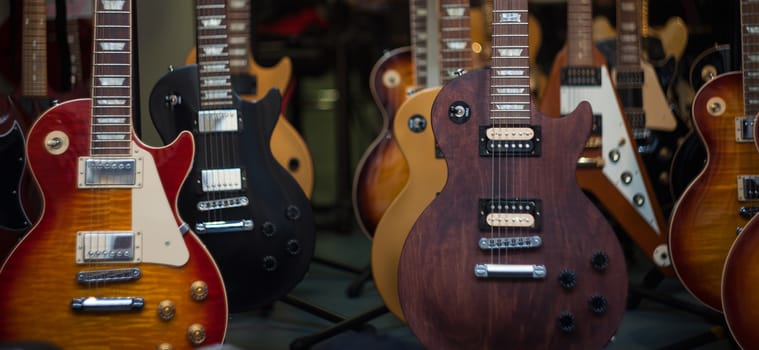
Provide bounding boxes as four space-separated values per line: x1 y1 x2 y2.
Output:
352 47 414 237
397 68 627 349
669 71 756 311
0 99 228 348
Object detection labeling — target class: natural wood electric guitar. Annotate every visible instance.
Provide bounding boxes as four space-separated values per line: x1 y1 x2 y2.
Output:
149 0 315 313
371 0 472 322
184 0 314 196
540 0 671 275
669 1 759 312
396 1 627 348
0 1 228 347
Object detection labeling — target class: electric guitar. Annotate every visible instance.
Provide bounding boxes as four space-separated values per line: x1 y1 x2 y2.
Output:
669 0 759 312
540 0 671 275
0 0 89 260
371 0 472 322
184 0 314 197
149 0 315 313
0 0 228 347
397 1 627 348
351 41 415 238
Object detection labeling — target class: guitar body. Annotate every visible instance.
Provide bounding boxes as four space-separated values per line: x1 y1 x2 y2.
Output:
149 65 315 312
397 69 627 349
689 44 732 92
352 47 414 237
0 99 228 348
668 72 753 311
371 86 446 322
184 48 314 197
541 47 672 275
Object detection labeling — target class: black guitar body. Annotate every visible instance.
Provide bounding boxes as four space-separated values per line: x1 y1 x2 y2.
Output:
149 64 315 312
0 120 27 234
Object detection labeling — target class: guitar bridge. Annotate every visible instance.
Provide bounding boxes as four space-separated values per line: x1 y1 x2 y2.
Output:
474 264 547 279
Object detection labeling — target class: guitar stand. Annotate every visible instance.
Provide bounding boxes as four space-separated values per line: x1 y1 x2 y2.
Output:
279 295 389 350
627 268 735 350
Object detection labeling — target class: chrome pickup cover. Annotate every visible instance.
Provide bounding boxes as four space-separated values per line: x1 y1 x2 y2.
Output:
78 157 142 188
478 236 542 250
76 231 141 263
201 168 243 192
198 109 239 133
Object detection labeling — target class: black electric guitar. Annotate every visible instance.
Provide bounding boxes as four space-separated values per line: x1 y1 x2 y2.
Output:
396 1 627 348
148 0 315 313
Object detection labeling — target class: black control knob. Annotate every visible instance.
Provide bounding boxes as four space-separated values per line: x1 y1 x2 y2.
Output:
286 205 301 220
591 251 610 271
558 269 577 289
262 256 278 271
261 222 276 237
558 312 576 333
286 239 302 255
589 294 609 315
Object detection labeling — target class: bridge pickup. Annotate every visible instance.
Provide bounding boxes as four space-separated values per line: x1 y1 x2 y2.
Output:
479 199 542 230
78 157 142 188
77 268 142 284
201 168 244 192
197 196 249 211
561 66 602 86
196 219 253 234
76 232 141 264
479 236 542 250
736 116 755 142
738 176 759 201
197 109 239 133
479 125 541 157
474 264 547 279
71 297 145 312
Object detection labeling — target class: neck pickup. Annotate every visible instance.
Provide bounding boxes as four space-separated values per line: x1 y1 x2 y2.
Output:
198 109 239 133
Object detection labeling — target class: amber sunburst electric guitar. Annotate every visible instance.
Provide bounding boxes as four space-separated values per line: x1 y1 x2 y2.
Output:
669 0 759 312
371 0 473 322
184 0 314 196
0 1 228 347
396 1 627 348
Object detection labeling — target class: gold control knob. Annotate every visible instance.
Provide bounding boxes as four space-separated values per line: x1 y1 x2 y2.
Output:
157 300 176 321
187 323 207 345
190 281 209 301
156 343 173 350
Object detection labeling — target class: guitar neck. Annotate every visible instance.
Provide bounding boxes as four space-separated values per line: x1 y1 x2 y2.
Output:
196 0 235 110
21 0 48 96
91 0 134 157
742 0 759 117
490 0 531 122
227 0 251 74
566 0 593 66
410 0 437 87
439 0 472 82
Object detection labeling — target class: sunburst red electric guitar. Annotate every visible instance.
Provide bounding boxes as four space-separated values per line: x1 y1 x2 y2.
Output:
0 1 228 347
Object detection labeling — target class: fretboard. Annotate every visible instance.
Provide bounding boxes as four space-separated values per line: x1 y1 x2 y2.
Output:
615 0 643 79
742 0 759 116
490 0 531 121
227 0 250 74
440 0 472 82
196 0 235 110
21 0 47 97
566 0 593 66
410 0 433 87
91 0 133 156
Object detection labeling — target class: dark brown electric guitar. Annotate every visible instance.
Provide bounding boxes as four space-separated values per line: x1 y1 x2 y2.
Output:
396 1 627 348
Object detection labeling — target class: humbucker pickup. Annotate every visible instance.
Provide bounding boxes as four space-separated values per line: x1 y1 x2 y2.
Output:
479 199 542 230
561 66 602 86
78 157 142 188
479 125 541 157
735 116 755 142
197 109 239 133
200 168 245 192
738 176 759 201
76 231 141 264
